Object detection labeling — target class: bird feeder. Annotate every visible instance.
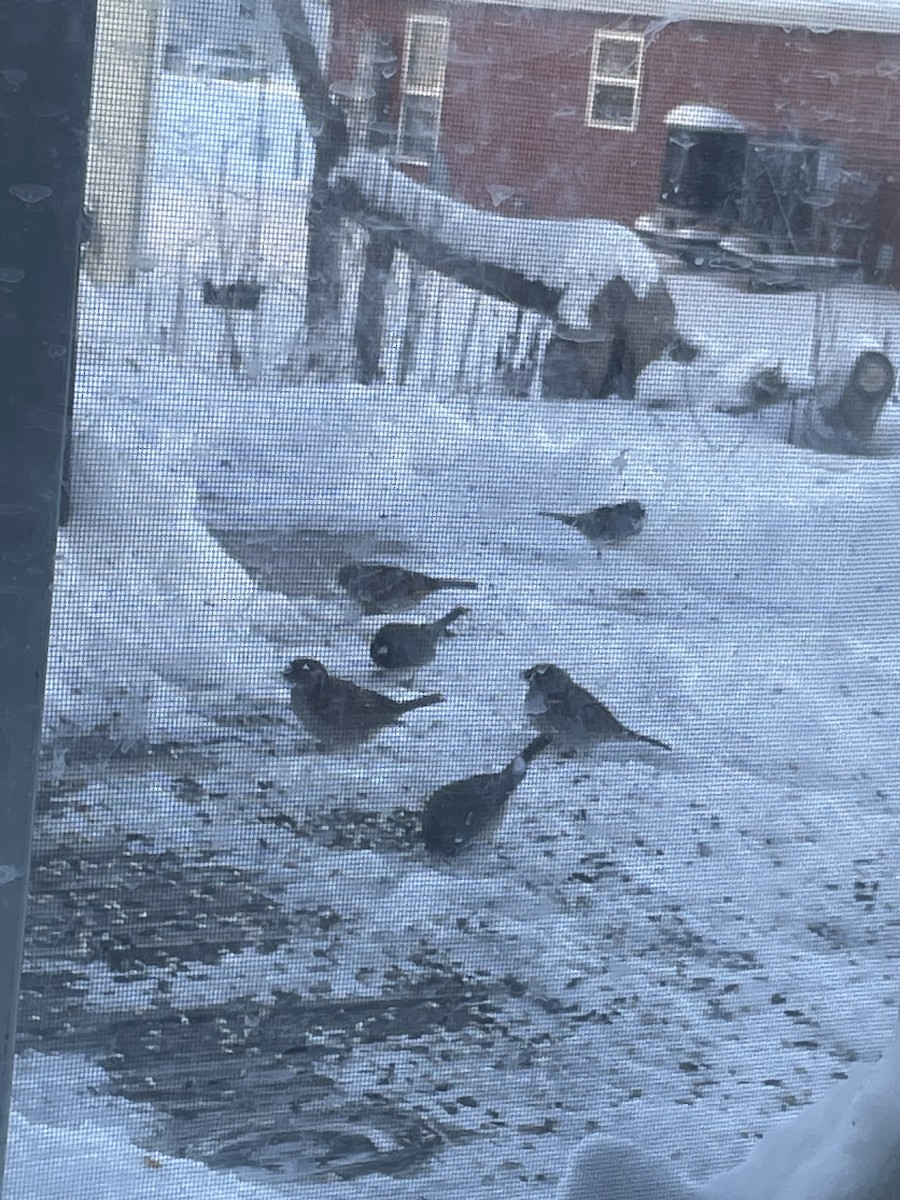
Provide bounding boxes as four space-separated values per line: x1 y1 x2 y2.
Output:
202 279 263 311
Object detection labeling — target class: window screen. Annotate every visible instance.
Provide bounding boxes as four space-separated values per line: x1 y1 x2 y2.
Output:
6 2 900 1200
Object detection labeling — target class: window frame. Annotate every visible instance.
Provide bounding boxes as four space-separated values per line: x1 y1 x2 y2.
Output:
0 0 97 1186
584 29 645 133
396 13 450 167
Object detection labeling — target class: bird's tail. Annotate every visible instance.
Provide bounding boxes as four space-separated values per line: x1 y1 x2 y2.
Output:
434 577 479 591
433 606 470 637
507 732 554 779
399 692 445 713
627 729 672 751
539 511 578 528
521 732 553 764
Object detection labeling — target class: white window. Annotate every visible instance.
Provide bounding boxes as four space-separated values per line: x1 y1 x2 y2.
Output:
585 31 644 132
397 15 449 165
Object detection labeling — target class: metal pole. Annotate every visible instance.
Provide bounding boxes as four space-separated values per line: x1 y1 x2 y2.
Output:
0 0 97 1190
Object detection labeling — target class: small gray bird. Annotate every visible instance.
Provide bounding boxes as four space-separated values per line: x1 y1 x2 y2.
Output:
370 606 469 672
522 663 670 753
421 733 552 856
337 561 478 615
284 658 443 749
539 500 646 551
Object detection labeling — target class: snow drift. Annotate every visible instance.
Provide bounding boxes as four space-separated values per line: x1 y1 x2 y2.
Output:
560 1008 900 1200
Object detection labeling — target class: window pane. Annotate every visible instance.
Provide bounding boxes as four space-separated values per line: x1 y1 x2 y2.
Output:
595 37 641 80
591 81 636 125
399 92 440 160
406 19 448 93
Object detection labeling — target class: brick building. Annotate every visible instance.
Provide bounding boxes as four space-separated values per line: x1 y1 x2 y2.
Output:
326 0 900 280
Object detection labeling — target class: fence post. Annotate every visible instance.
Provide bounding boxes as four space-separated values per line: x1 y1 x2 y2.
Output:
0 0 97 1190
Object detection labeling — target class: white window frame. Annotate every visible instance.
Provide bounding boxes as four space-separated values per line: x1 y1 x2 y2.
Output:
396 14 450 167
585 30 644 133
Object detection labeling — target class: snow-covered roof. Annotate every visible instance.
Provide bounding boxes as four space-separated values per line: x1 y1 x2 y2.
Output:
450 0 900 37
665 105 746 132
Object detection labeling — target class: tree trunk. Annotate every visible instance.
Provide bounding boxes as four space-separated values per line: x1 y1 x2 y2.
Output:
271 3 684 394
398 259 425 386
333 173 682 397
270 0 348 373
334 175 561 316
544 278 678 400
303 148 346 373
354 229 395 384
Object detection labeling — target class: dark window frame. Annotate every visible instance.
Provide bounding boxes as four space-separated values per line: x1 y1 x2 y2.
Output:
0 0 97 1188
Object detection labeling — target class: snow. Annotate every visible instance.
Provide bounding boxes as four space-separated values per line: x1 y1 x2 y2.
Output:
665 105 746 133
336 150 662 329
460 0 900 37
8 1107 288 1200
141 71 309 283
42 350 314 746
11 185 900 1200
561 1013 900 1198
700 1012 900 1199
559 1136 698 1200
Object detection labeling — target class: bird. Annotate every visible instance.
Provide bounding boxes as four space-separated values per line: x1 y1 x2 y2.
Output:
539 499 646 551
283 658 444 748
370 606 469 672
421 733 552 856
337 561 478 615
521 663 671 753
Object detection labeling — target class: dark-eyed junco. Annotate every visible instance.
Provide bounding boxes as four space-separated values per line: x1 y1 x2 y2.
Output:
337 562 478 614
539 500 646 550
421 733 552 856
370 606 469 672
284 658 444 748
522 663 670 752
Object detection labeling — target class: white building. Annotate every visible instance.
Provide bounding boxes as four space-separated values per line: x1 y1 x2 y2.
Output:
86 0 312 290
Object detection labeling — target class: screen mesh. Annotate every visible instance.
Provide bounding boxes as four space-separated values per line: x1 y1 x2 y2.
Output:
8 2 900 1198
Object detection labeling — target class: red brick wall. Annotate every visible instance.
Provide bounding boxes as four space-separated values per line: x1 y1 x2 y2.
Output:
328 2 900 265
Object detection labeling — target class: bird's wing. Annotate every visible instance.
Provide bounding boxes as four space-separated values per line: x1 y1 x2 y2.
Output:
328 678 399 727
557 683 621 738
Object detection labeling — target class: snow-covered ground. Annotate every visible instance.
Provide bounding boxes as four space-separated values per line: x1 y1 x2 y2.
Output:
8 265 900 1200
